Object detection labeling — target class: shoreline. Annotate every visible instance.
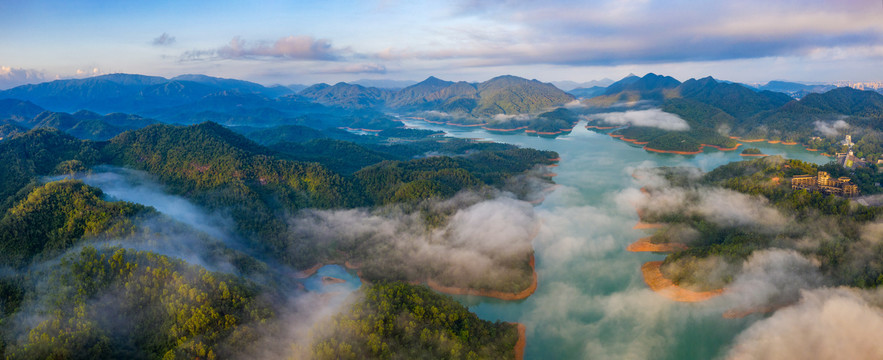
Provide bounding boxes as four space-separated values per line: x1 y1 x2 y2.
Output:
740 153 768 157
426 254 538 300
626 237 688 252
641 261 723 302
643 146 703 155
513 323 526 360
633 221 665 230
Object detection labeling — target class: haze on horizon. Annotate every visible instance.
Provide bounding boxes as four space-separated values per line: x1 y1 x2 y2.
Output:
1 0 882 89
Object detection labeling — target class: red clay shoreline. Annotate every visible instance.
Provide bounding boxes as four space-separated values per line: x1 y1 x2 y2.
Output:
627 237 688 252
641 261 724 302
513 323 526 360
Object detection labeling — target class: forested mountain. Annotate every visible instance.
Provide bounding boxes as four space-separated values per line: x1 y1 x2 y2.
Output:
0 115 553 358
672 77 793 120
585 73 681 106
311 282 518 359
0 99 45 121
0 120 27 140
473 75 575 116
637 157 883 294
0 180 150 267
298 82 392 109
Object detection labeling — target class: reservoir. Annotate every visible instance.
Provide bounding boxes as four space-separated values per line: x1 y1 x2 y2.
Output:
401 119 829 359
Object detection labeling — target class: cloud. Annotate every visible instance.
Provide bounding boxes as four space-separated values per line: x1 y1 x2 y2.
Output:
287 191 539 289
320 63 387 74
152 32 176 46
492 113 531 122
589 109 690 131
814 119 850 137
182 35 344 61
0 66 46 89
727 287 883 360
372 1 883 69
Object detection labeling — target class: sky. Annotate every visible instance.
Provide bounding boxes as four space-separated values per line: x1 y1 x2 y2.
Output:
1 0 882 88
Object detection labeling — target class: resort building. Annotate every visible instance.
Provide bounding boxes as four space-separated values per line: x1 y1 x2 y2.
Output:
791 171 859 197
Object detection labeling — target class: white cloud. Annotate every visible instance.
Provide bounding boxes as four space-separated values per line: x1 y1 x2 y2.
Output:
0 66 46 89
589 109 690 131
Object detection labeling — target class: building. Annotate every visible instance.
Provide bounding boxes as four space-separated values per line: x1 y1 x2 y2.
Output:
791 171 859 197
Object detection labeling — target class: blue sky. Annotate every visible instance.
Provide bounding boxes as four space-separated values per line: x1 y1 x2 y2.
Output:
1 0 882 88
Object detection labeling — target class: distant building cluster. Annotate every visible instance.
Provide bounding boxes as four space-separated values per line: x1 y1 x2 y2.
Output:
791 171 859 197
833 81 883 91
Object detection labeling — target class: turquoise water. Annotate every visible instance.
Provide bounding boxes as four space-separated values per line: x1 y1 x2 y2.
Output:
400 120 829 359
303 265 362 294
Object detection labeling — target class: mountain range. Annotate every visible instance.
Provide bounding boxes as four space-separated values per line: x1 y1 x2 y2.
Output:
0 73 574 120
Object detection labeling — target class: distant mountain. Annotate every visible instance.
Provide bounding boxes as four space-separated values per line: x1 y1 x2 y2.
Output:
298 82 392 109
0 73 294 113
172 74 293 98
0 99 45 121
755 81 836 99
603 73 680 96
567 86 607 98
351 79 418 90
22 110 157 140
552 78 615 91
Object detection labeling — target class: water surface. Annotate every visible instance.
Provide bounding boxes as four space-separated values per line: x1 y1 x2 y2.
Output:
401 120 829 359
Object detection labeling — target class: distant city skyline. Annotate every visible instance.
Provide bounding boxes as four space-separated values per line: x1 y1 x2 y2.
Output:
2 0 882 89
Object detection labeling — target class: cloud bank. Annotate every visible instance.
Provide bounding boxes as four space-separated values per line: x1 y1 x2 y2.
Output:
0 66 46 89
182 35 344 61
727 288 883 360
590 109 690 131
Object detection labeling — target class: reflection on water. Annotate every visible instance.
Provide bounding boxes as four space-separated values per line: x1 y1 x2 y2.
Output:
401 119 830 359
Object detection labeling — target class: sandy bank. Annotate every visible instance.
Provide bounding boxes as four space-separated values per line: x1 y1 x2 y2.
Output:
633 221 665 229
586 125 617 130
740 153 768 157
294 263 324 278
513 323 526 360
627 237 688 252
703 143 741 151
781 141 798 145
805 148 819 151
321 276 346 285
426 254 538 300
548 157 561 162
735 138 767 143
643 146 702 155
641 261 723 302
483 126 527 132
722 305 781 319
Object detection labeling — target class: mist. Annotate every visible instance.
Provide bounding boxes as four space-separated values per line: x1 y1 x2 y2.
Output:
813 119 850 137
726 287 883 360
589 109 690 131
288 190 539 289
